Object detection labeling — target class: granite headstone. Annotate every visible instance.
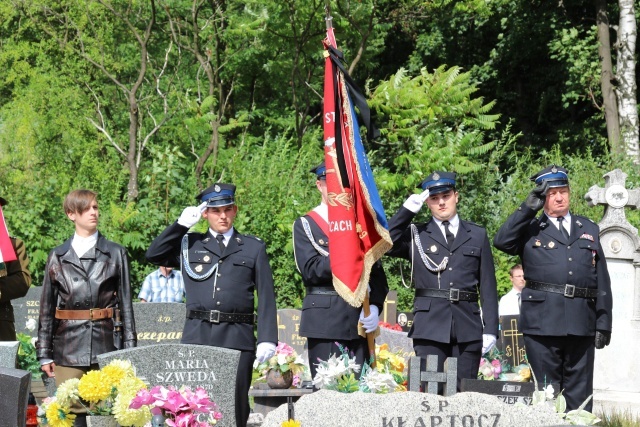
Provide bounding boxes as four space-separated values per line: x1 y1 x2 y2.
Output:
396 311 414 333
381 290 398 326
460 379 536 405
378 328 414 358
0 341 19 368
498 315 527 370
133 302 185 346
11 286 42 336
276 309 306 356
0 367 30 427
260 389 571 427
97 344 240 427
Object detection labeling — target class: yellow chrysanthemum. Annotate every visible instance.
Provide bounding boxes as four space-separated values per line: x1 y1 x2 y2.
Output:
45 401 76 427
102 364 129 388
55 378 80 408
281 420 301 427
113 377 151 427
78 370 112 403
105 359 135 378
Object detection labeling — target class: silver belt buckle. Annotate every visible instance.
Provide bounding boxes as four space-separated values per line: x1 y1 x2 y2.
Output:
449 289 460 301
564 284 575 298
209 310 221 323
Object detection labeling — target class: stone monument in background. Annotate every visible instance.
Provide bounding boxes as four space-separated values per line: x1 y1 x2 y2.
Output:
585 169 640 413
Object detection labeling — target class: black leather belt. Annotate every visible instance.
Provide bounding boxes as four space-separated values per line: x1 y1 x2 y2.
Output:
415 288 478 302
526 280 598 299
187 309 255 324
308 287 338 295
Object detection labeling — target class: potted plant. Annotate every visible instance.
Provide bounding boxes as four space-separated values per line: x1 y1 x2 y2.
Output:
253 342 307 389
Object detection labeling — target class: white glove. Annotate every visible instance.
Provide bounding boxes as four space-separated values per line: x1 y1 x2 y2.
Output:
403 193 425 213
482 334 497 355
256 342 277 363
359 305 380 333
177 202 207 228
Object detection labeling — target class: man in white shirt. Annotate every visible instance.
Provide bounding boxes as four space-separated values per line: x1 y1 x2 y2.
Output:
498 264 525 316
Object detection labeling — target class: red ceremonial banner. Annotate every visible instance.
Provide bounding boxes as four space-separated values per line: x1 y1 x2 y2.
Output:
0 206 17 263
322 27 392 308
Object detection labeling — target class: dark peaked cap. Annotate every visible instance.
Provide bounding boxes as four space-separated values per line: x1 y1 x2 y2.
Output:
196 183 236 207
310 162 327 180
530 165 569 188
417 171 457 195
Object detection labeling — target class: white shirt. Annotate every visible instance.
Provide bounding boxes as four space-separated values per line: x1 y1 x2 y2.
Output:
312 203 328 222
72 232 98 258
433 214 460 241
499 288 522 316
546 211 572 236
210 227 235 246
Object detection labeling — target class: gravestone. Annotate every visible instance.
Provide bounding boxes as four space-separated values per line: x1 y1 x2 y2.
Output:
0 341 19 368
260 389 570 427
133 302 185 346
498 315 527 370
0 367 30 427
97 343 240 427
276 309 306 356
396 311 413 333
407 355 456 396
378 327 414 358
460 379 536 405
380 290 398 325
585 169 640 415
11 286 42 335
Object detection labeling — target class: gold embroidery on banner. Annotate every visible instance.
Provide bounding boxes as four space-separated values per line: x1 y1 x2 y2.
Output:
356 223 368 239
327 192 354 209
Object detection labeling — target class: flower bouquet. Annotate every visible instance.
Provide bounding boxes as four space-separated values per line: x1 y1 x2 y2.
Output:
129 385 223 426
374 344 408 392
39 359 151 427
253 342 307 388
477 347 508 381
313 343 407 393
17 319 41 378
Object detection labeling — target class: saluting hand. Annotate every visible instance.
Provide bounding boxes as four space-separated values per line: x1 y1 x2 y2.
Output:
177 202 207 228
524 181 549 212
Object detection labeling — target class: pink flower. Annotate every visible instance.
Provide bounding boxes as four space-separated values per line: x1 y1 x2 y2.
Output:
491 359 502 377
275 342 294 356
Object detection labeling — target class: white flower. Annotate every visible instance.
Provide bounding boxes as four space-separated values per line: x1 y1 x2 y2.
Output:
30 337 37 346
544 384 555 400
25 318 37 332
360 368 397 393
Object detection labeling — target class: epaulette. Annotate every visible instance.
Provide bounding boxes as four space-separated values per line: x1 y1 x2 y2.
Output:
243 234 263 242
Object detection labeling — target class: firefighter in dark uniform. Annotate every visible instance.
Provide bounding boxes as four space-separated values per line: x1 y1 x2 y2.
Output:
0 196 32 341
146 183 277 427
493 165 613 411
293 162 388 379
386 171 499 390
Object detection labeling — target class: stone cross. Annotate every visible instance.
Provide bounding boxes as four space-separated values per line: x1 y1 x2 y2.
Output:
584 169 640 230
407 355 457 396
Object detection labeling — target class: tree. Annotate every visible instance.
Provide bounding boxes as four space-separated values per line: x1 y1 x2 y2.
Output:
616 0 638 160
26 0 175 202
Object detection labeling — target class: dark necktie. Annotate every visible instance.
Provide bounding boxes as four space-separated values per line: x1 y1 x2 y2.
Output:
517 292 521 309
442 220 455 249
557 217 570 240
216 234 226 254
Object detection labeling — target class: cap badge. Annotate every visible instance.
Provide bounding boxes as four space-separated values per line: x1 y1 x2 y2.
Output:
195 265 203 272
430 245 437 252
551 166 557 173
549 241 555 248
433 172 440 180
214 184 221 192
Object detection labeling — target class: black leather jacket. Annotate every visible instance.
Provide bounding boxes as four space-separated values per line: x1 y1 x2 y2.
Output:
36 233 136 366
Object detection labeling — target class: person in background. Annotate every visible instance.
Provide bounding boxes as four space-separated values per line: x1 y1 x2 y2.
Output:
292 162 389 379
386 171 499 391
146 183 277 427
0 196 32 341
498 264 525 316
138 266 184 302
36 189 137 427
493 165 613 411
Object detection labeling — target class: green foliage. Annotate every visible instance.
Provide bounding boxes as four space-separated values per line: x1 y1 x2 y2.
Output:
17 332 41 378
